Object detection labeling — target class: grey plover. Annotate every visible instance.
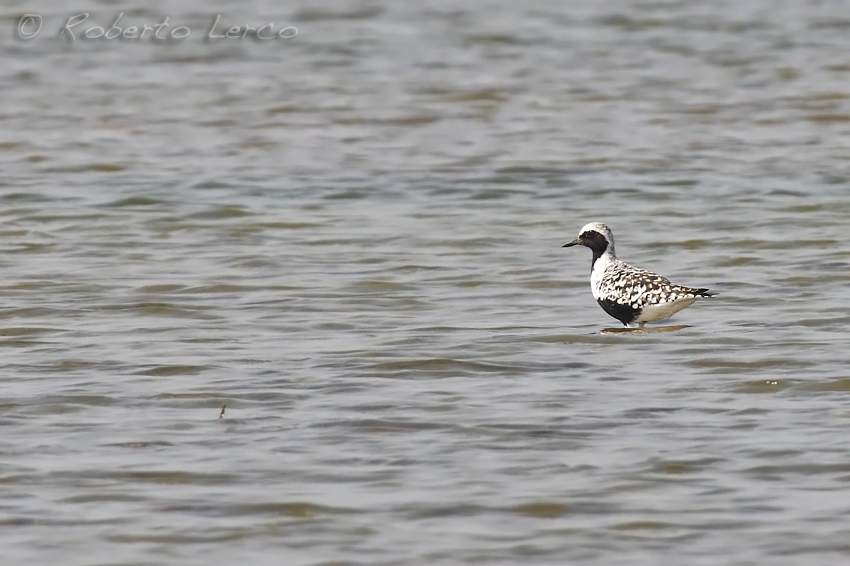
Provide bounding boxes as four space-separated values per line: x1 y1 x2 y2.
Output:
562 222 714 328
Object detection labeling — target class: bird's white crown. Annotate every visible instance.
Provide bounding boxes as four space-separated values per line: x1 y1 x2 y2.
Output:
577 222 613 243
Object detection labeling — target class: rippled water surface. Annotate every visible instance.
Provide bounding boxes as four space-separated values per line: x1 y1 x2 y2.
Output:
2 0 850 564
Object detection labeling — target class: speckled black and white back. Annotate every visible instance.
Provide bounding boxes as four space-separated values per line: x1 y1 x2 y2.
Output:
569 222 713 327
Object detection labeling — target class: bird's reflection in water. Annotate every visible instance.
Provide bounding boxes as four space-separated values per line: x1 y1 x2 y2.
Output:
600 324 689 335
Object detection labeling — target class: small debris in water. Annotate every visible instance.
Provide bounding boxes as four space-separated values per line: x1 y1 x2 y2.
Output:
219 404 226 419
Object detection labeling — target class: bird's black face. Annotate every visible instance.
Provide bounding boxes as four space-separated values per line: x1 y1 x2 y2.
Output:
562 230 608 256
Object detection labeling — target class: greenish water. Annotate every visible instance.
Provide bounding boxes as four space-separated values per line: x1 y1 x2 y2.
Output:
2 1 850 565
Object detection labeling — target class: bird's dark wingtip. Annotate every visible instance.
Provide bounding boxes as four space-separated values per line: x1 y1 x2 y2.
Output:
696 288 716 297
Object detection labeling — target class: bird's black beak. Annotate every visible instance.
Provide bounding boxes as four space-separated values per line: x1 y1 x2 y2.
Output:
562 239 580 248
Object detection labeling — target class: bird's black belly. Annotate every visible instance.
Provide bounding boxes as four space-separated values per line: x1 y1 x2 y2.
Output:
597 299 641 326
